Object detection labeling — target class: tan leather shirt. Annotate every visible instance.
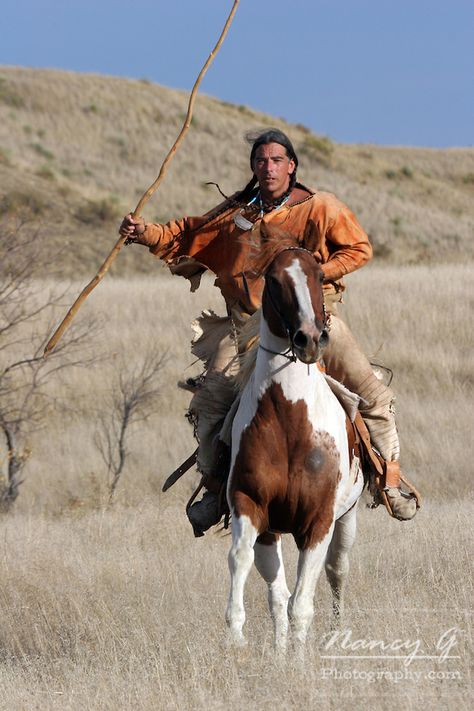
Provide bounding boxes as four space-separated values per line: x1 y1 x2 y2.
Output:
139 184 372 314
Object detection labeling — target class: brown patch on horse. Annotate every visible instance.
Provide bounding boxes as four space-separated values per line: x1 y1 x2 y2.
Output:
256 531 280 546
229 382 340 550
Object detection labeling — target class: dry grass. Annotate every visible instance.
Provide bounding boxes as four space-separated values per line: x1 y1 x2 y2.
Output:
13 262 471 510
0 500 471 710
0 66 473 278
0 263 472 708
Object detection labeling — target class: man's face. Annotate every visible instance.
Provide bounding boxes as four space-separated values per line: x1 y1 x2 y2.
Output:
252 142 295 200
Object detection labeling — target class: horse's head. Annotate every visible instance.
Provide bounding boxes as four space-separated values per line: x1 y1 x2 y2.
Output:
262 247 328 364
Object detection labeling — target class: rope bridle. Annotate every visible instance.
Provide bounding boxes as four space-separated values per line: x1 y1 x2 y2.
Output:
258 342 298 363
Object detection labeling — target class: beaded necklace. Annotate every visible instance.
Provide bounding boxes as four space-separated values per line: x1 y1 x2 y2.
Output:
234 188 292 230
258 187 292 215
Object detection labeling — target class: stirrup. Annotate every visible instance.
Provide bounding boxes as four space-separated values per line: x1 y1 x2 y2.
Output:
370 468 421 519
368 457 421 512
380 487 418 521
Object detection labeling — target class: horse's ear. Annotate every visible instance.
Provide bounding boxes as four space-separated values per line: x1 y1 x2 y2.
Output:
249 225 301 276
262 223 298 249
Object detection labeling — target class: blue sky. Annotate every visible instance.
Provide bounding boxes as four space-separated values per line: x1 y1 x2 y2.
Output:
2 0 473 147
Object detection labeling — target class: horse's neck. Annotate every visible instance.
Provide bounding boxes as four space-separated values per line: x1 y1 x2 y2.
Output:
255 318 325 395
250 317 347 466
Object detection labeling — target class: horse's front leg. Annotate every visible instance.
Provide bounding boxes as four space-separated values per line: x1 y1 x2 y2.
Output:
325 503 358 624
254 533 290 652
289 528 334 645
226 511 258 646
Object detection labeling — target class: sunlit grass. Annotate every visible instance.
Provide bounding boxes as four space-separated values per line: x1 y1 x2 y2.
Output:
0 264 471 707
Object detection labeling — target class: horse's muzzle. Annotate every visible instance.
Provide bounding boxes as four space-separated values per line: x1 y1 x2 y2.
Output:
292 327 328 364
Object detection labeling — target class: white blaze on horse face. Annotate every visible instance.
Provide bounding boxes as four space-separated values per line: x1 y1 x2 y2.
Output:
285 259 316 327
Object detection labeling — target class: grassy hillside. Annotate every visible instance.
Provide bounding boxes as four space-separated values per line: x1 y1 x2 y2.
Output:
0 66 473 278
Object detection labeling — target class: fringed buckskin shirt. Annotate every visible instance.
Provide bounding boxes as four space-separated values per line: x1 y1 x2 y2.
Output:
138 184 372 315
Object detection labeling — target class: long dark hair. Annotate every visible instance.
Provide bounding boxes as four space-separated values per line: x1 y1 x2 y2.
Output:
248 128 298 172
178 130 300 238
235 128 299 202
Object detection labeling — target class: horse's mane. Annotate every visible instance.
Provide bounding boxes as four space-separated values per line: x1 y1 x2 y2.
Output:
234 226 302 391
236 310 261 392
244 224 301 277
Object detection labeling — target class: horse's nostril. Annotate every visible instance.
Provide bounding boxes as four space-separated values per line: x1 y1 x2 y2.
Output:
293 330 308 349
319 329 329 348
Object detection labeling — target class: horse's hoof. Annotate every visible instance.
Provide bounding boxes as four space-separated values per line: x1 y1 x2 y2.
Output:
274 641 288 657
226 630 248 649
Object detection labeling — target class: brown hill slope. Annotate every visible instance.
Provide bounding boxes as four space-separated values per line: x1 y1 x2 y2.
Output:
0 66 473 277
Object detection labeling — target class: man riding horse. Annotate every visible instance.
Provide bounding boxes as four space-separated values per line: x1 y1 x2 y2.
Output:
119 128 418 534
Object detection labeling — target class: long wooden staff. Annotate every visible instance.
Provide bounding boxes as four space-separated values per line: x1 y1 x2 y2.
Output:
44 0 240 357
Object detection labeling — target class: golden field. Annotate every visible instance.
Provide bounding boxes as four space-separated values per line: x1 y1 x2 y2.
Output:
0 264 472 710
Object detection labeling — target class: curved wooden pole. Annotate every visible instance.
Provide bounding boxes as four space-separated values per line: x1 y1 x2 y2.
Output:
44 0 240 358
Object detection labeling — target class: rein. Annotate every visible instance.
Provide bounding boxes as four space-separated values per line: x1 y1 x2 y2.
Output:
258 343 297 363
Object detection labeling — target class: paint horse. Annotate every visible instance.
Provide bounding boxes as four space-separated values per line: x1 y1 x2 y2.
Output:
226 244 364 650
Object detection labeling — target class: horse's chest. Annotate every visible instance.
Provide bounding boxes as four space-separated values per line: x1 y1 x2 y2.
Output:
232 378 346 484
229 365 353 546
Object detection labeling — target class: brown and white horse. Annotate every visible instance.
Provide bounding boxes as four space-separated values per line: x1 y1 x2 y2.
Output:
226 245 363 650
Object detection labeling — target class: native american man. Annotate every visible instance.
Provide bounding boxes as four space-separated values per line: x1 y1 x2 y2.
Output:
120 129 417 535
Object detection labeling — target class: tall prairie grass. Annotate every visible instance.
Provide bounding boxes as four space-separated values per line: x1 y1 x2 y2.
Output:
0 263 472 709
14 261 472 510
0 500 471 710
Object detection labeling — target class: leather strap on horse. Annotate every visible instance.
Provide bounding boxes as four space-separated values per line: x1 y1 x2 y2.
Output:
399 473 422 509
162 448 198 492
353 411 384 477
185 481 204 515
352 412 421 515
